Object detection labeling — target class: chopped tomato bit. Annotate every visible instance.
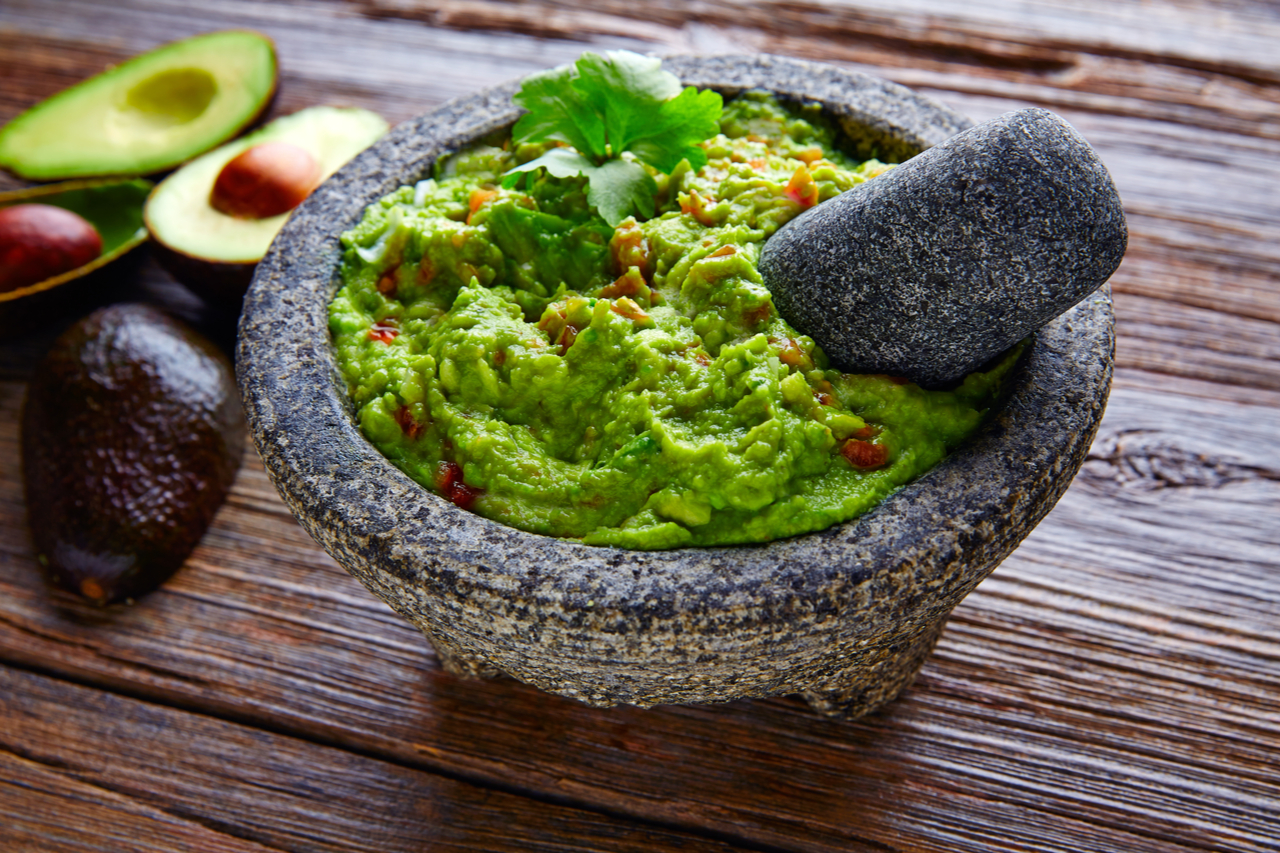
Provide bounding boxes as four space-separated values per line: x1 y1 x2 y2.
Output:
708 245 736 258
600 271 642 298
377 266 399 296
610 296 649 322
680 190 718 226
745 304 772 327
815 392 834 406
434 460 462 493
493 348 506 367
433 460 482 509
467 187 499 224
368 319 399 344
469 191 492 212
795 146 825 165
448 482 480 510
394 405 425 440
778 338 807 367
537 307 563 331
610 219 651 278
418 257 435 285
841 439 889 469
852 424 879 440
748 157 767 170
557 323 580 354
785 164 820 208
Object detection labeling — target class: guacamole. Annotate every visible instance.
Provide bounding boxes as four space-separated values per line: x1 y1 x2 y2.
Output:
330 93 1019 549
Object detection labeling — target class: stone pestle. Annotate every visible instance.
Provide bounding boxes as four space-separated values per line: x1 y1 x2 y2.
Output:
758 107 1127 389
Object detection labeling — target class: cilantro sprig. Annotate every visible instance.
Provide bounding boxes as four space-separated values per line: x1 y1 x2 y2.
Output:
502 51 723 226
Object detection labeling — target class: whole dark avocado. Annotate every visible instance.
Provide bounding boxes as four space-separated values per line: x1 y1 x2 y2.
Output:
21 304 243 605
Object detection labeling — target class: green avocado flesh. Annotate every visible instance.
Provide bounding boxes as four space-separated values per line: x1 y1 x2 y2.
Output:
0 31 277 180
0 179 152 299
146 106 389 264
330 94 1021 549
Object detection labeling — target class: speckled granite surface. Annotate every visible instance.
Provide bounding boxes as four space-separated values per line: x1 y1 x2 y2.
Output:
236 55 1115 719
760 107 1127 388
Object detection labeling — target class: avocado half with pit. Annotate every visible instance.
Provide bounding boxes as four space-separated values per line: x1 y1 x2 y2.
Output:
0 31 277 181
146 106 388 305
0 179 152 338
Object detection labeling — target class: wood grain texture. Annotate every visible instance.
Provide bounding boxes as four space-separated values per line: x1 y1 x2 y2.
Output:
2 373 1276 853
1 0 1278 851
0 751 278 853
0 667 755 853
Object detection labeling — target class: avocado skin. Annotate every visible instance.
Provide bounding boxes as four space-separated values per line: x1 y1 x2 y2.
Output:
21 304 243 604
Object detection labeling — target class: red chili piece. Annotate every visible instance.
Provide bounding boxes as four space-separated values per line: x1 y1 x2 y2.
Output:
448 482 480 510
434 460 481 510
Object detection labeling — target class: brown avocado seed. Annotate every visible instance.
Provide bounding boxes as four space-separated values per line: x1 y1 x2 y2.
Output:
0 203 102 293
210 141 321 219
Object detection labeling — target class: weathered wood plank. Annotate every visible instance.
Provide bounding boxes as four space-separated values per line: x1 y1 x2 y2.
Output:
2 1 1279 851
358 0 1280 83
3 0 1277 386
0 666 756 853
0 751 278 853
1 372 1276 852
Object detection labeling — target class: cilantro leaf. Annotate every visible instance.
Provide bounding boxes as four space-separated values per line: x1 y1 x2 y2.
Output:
502 146 595 185
502 148 656 227
511 65 606 160
625 86 723 173
503 50 722 225
571 51 681 157
581 158 657 226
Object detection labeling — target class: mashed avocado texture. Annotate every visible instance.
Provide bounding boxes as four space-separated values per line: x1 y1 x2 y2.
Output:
330 94 1019 549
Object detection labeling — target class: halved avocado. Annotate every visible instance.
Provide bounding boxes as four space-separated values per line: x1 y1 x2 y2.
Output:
145 106 388 305
0 179 152 338
0 31 277 181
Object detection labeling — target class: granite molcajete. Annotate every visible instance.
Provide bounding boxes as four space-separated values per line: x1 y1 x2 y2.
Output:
236 55 1115 719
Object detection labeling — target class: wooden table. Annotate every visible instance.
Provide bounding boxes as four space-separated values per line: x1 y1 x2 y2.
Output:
2 2 1277 850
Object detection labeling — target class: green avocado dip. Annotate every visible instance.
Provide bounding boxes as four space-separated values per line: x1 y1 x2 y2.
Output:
329 91 1021 549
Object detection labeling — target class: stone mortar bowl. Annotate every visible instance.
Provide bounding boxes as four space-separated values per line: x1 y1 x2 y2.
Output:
237 54 1114 719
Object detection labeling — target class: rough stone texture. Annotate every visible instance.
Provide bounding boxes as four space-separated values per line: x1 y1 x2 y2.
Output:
760 107 1127 388
236 55 1115 719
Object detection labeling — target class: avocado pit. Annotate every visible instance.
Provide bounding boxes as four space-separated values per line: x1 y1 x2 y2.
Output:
144 105 388 305
0 203 102 293
210 141 321 219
